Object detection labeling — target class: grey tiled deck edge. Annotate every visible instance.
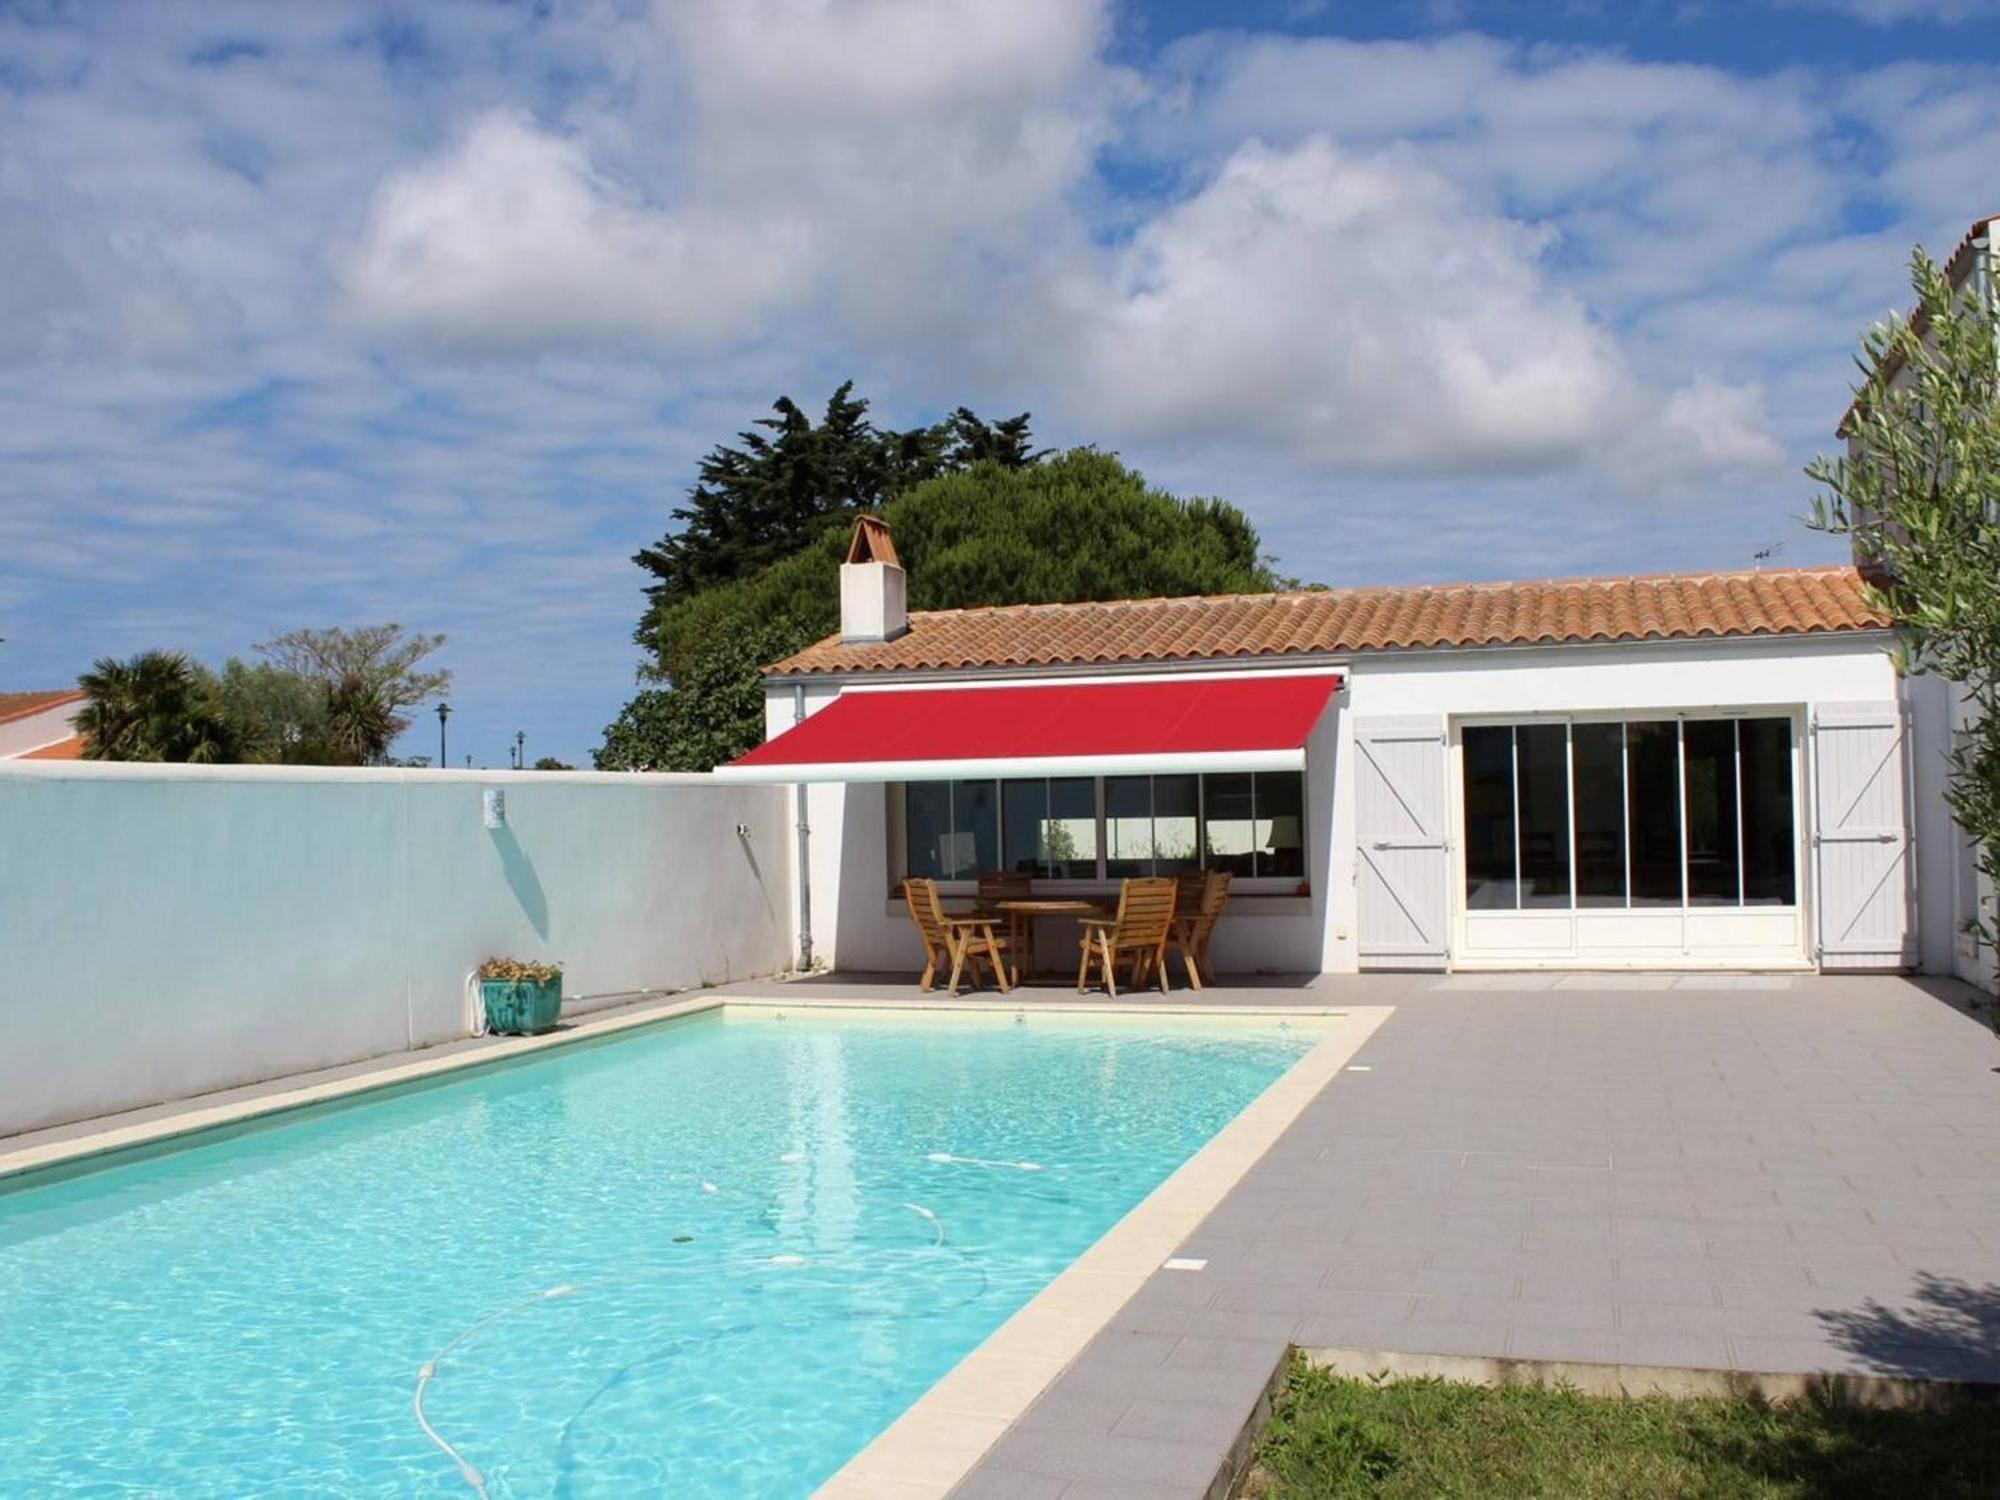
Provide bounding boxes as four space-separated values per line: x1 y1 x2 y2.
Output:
1298 1346 2000 1409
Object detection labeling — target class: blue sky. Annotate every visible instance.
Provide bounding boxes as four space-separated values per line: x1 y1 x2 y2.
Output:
1 1 1995 766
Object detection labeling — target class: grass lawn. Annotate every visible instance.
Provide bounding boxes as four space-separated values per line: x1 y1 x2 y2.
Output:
1244 1356 2000 1499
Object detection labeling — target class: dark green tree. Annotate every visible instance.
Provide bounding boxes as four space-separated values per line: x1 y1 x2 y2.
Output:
209 658 332 764
631 383 1034 631
600 449 1278 771
75 651 239 763
943 407 1043 469
254 624 450 765
598 617 811 772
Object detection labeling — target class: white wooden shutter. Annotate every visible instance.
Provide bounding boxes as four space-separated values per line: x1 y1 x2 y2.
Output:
1354 716 1449 969
1812 703 1915 969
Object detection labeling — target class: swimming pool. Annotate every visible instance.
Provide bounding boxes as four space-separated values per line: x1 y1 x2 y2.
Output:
0 1007 1317 1497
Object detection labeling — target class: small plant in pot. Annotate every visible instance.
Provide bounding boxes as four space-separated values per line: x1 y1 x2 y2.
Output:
478 956 564 1036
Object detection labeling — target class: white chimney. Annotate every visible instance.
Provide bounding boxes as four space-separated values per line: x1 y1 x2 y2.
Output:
839 515 908 643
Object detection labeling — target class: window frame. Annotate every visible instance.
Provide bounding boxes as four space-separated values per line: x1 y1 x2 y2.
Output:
1449 708 1804 917
888 769 1310 897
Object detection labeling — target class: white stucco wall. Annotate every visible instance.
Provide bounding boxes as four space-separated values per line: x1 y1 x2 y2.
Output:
767 628 1954 980
0 763 790 1136
1331 632 1927 973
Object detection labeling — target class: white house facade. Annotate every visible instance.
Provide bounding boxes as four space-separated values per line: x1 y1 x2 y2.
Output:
721 533 1960 982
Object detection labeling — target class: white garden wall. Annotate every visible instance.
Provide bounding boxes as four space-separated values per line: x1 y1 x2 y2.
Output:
0 763 791 1137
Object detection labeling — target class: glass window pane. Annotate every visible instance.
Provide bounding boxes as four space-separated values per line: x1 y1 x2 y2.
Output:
1001 779 1050 877
1628 721 1683 905
1684 721 1740 905
1153 775 1201 873
1572 722 1627 907
1739 718 1797 905
1105 776 1153 877
1516 723 1571 908
1462 725 1517 909
905 781 952 881
1203 773 1257 877
948 779 997 880
1255 771 1305 880
1047 776 1098 879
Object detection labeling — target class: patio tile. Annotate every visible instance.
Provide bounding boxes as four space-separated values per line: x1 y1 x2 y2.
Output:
1164 1335 1285 1373
978 1431 1224 1490
1014 1393 1132 1437
948 1470 1070 1500
941 976 2000 1500
1056 1481 1202 1500
1110 1397 1260 1449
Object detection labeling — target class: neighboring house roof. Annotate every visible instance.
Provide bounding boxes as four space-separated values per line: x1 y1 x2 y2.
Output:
766 565 1890 678
1838 211 1997 435
20 735 84 760
0 689 84 725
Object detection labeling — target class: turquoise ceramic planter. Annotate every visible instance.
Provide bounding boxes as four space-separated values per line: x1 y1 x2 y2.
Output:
480 976 562 1036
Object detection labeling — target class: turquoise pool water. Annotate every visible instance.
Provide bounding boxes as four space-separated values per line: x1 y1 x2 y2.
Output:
0 1009 1315 1498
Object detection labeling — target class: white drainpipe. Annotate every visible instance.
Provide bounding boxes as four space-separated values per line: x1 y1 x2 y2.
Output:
794 682 812 970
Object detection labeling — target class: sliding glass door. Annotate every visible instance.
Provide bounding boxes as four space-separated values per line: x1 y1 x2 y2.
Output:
1454 714 1804 965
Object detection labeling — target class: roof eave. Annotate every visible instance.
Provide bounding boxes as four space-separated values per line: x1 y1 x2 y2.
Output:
759 623 1897 686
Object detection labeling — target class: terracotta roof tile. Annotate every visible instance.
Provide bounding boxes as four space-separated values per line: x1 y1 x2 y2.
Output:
766 565 1890 677
0 689 84 726
20 735 84 760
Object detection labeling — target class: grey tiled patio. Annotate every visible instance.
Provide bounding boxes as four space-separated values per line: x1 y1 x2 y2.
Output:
937 972 2000 1500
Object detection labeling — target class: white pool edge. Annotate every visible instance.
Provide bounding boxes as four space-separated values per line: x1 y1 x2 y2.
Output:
809 1004 1394 1500
0 992 1375 1189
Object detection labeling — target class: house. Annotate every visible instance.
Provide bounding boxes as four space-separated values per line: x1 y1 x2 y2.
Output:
0 691 85 761
719 523 1959 980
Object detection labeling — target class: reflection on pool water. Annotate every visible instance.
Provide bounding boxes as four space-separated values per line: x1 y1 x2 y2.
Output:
0 1009 1315 1497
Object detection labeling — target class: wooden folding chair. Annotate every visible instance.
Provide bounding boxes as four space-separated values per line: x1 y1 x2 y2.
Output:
903 878 1013 997
1166 870 1232 990
975 870 1033 979
1076 877 1176 998
976 870 1033 912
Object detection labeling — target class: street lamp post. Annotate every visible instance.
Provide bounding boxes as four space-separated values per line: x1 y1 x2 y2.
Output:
514 730 526 770
436 702 451 769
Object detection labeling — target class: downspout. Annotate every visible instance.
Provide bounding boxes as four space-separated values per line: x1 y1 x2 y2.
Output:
794 683 813 971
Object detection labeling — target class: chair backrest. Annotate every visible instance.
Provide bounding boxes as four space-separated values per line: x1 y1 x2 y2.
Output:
1173 869 1207 919
1112 877 1177 948
1191 870 1233 944
978 870 1032 908
903 878 951 950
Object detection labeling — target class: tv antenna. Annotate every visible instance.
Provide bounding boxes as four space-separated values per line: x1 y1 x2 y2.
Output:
1751 541 1784 570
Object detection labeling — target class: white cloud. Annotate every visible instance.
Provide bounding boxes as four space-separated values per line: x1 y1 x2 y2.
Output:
337 110 809 349
1049 137 1639 472
1768 0 2000 21
338 0 1123 352
3 1 1997 760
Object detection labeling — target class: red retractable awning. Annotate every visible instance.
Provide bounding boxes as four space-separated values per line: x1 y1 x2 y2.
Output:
715 673 1343 783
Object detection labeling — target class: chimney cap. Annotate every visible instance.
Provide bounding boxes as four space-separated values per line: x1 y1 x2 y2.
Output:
844 514 900 568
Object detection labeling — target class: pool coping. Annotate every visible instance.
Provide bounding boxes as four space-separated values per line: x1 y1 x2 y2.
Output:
0 991 1391 1500
810 1005 1393 1500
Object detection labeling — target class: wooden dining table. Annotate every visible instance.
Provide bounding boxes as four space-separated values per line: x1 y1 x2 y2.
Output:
993 897 1112 984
